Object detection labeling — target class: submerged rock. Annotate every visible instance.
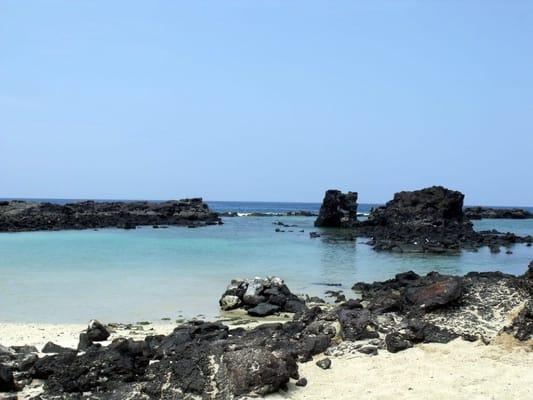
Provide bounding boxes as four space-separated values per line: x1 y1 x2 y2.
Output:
314 190 358 228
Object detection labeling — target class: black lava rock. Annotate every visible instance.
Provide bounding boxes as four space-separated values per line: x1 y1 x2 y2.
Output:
315 358 332 370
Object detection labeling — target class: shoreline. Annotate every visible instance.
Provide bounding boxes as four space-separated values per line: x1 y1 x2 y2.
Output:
1 320 532 399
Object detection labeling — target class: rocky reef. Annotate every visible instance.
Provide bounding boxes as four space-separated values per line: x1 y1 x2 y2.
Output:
2 262 532 399
357 186 532 253
313 186 532 253
465 206 533 220
0 199 221 232
314 190 358 228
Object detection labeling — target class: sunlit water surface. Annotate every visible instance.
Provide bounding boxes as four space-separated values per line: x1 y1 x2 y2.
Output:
1 209 532 323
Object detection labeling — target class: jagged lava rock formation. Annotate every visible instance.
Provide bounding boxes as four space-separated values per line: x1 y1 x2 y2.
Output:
356 186 532 253
0 198 221 232
314 190 358 228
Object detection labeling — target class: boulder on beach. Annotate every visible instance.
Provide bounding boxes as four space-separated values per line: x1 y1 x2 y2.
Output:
314 190 358 228
87 319 111 342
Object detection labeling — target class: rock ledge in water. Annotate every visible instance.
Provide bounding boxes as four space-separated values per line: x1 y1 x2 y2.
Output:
314 190 358 228
0 198 221 232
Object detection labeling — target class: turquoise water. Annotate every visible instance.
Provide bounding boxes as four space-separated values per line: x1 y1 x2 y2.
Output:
1 206 532 323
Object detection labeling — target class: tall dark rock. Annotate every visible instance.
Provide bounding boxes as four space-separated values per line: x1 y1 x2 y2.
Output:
367 186 466 227
357 186 474 252
314 190 358 228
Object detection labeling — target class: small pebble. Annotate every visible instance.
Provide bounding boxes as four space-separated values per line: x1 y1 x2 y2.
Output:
316 357 331 370
295 377 308 387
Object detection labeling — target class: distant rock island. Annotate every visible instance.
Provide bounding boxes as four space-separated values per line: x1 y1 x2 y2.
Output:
464 206 533 220
314 190 358 228
315 186 532 253
0 199 221 232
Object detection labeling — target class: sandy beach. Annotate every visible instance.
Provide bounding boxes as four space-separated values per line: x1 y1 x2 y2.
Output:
1 322 531 400
274 337 533 400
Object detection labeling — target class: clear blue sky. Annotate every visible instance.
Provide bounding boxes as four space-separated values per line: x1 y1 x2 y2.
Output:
1 1 532 206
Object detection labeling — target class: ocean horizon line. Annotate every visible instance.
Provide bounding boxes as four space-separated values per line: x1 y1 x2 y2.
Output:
1 197 532 210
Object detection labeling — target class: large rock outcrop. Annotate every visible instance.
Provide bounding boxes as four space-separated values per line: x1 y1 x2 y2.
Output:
26 317 333 399
355 186 532 252
314 190 358 228
0 199 221 232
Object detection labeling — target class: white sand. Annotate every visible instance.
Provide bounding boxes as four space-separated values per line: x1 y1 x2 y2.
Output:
1 323 532 400
0 322 176 350
269 336 533 400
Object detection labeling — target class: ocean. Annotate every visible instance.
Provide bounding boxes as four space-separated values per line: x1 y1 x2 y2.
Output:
0 200 532 323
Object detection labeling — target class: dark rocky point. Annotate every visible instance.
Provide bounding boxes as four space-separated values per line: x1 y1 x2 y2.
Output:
355 186 532 253
0 198 221 232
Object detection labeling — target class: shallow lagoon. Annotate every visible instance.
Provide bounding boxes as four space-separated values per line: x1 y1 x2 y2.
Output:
1 216 532 323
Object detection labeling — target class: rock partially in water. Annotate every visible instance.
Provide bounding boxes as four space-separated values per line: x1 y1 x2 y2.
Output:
219 277 306 316
354 186 532 252
314 190 358 228
0 198 221 232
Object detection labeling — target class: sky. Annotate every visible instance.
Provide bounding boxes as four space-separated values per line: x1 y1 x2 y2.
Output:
1 1 532 206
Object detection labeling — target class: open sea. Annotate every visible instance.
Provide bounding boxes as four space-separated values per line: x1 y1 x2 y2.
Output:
1 200 532 323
